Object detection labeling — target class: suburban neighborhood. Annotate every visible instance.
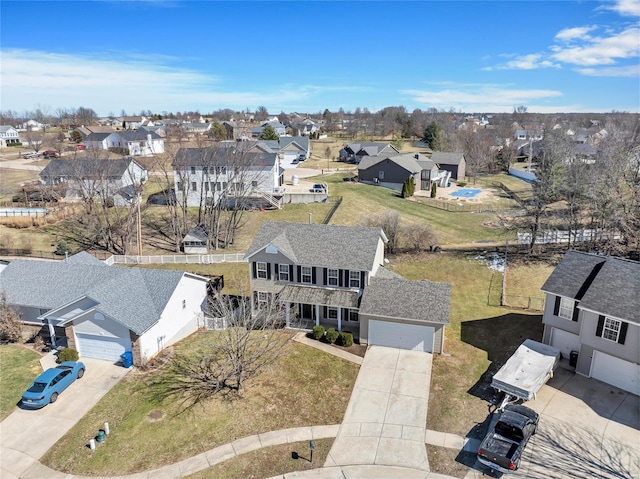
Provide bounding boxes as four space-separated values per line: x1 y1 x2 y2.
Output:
1 0 639 478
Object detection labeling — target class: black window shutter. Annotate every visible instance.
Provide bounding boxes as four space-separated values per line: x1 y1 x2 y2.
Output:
253 291 258 308
596 315 605 337
289 264 294 281
323 268 328 285
266 263 271 280
274 263 279 279
339 269 344 287
360 271 366 288
571 302 580 322
297 266 301 282
553 296 561 315
252 262 257 279
618 322 628 345
323 306 327 317
312 267 317 284
344 270 349 286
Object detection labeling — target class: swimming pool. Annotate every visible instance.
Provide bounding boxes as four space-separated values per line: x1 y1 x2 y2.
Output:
450 188 481 198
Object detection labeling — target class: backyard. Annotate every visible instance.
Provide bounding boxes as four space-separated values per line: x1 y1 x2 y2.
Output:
0 344 43 421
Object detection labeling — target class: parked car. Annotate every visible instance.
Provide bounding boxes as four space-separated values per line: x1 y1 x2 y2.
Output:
311 183 326 193
76 144 86 150
22 152 40 159
42 150 59 158
477 404 539 473
21 361 85 409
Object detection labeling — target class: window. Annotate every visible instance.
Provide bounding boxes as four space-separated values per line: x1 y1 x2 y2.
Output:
252 180 258 188
278 264 290 281
256 261 267 279
558 297 573 320
348 310 359 322
191 182 197 192
602 317 621 342
202 167 208 175
257 291 269 309
327 307 338 320
177 181 183 191
301 266 312 284
204 182 210 192
182 299 186 309
349 271 360 288
190 166 196 174
327 268 338 286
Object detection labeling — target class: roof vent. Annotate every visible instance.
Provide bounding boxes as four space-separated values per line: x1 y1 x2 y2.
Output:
414 154 419 159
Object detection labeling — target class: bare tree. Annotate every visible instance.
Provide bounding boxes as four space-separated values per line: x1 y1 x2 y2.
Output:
149 291 292 408
0 292 22 342
362 210 401 254
403 222 438 252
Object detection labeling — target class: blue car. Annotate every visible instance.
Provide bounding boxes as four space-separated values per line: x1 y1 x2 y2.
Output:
21 361 85 409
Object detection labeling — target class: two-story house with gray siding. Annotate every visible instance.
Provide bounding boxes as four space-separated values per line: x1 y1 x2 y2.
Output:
244 221 451 353
541 251 639 395
358 153 448 192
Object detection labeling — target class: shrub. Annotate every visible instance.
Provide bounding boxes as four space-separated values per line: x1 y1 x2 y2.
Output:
339 332 354 347
430 182 437 198
312 325 325 340
0 292 22 342
33 335 45 352
58 348 79 362
325 327 339 344
55 240 71 255
457 181 467 187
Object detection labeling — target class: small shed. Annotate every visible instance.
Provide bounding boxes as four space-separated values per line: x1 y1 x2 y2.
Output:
182 226 208 254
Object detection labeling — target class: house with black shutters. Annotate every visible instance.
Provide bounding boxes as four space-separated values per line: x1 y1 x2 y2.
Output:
540 250 639 395
244 221 450 353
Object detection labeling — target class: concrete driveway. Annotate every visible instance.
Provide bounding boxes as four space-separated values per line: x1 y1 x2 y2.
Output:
325 346 432 471
0 358 129 479
468 366 640 478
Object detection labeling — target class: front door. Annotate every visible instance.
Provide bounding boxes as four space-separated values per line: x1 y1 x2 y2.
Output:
301 304 313 320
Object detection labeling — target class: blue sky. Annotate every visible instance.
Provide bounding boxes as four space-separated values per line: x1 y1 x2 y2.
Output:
1 0 639 116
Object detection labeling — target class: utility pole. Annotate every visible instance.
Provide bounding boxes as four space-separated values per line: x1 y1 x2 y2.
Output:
137 193 142 256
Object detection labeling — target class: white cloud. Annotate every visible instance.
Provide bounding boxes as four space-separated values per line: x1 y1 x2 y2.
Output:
483 53 560 71
0 49 358 115
576 64 640 76
555 26 597 42
600 0 640 16
400 85 567 112
551 26 640 66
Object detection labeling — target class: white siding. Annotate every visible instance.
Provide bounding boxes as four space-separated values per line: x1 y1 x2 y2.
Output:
591 351 640 395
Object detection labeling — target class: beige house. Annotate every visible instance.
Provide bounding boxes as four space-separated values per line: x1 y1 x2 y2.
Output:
244 221 450 353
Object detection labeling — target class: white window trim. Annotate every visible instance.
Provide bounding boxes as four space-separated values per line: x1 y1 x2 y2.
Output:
349 270 360 288
257 291 269 309
278 264 290 282
558 297 573 320
256 261 267 279
301 266 312 284
602 317 621 342
327 307 338 320
348 309 359 322
327 268 338 286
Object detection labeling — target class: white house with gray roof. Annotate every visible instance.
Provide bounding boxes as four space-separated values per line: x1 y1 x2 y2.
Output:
0 125 21 145
0 252 209 366
541 250 640 395
244 221 450 353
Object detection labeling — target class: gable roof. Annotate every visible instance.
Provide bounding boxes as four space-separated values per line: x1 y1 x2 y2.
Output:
430 152 465 166
245 221 387 271
40 157 143 180
114 130 162 141
85 132 112 141
541 250 640 323
360 277 451 324
183 225 208 243
0 125 19 133
0 256 206 334
358 152 436 172
174 143 277 168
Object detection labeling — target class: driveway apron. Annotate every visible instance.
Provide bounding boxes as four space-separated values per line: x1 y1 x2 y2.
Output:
325 346 432 471
0 358 129 479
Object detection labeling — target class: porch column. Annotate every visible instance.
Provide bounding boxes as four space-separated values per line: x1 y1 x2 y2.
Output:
337 308 342 333
285 302 291 328
315 305 320 326
47 318 57 348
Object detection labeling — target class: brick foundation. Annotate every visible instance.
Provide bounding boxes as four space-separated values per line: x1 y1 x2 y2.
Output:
64 324 77 350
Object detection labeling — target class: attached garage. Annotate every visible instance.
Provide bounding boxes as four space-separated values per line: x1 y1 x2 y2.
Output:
369 320 435 353
590 351 640 396
76 334 131 362
549 327 581 360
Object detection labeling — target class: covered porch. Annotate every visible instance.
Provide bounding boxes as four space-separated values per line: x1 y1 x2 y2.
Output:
278 284 361 341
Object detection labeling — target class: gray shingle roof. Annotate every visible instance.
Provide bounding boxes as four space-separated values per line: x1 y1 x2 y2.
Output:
245 221 387 271
429 152 465 165
358 152 435 172
359 277 451 324
115 130 161 141
40 158 140 180
541 250 640 323
278 285 359 308
174 143 277 168
0 257 202 334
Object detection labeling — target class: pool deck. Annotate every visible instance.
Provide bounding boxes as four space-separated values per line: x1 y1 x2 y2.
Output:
415 183 492 203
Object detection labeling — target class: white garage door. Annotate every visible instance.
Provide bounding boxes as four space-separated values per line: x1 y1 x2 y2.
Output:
76 333 131 362
369 320 434 352
550 327 581 360
591 351 640 396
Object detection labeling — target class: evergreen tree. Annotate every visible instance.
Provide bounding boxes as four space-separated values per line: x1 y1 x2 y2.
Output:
422 122 444 151
259 125 278 140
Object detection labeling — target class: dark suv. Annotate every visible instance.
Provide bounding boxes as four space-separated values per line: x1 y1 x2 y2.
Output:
42 150 59 158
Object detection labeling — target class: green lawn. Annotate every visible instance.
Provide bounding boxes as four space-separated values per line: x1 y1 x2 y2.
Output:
0 344 42 421
41 332 359 475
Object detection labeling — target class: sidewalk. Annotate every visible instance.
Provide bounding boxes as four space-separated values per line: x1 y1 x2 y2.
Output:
292 331 363 365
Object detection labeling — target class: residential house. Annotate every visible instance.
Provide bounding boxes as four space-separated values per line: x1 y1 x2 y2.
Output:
251 120 287 138
290 119 319 137
173 141 283 208
338 142 399 163
0 252 208 366
39 157 148 206
244 221 451 353
182 225 209 254
262 136 311 166
358 152 448 192
115 116 151 130
222 121 250 141
73 125 115 141
540 250 639 395
17 120 45 131
106 130 164 156
515 129 544 141
0 125 21 145
181 122 212 136
430 152 466 181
